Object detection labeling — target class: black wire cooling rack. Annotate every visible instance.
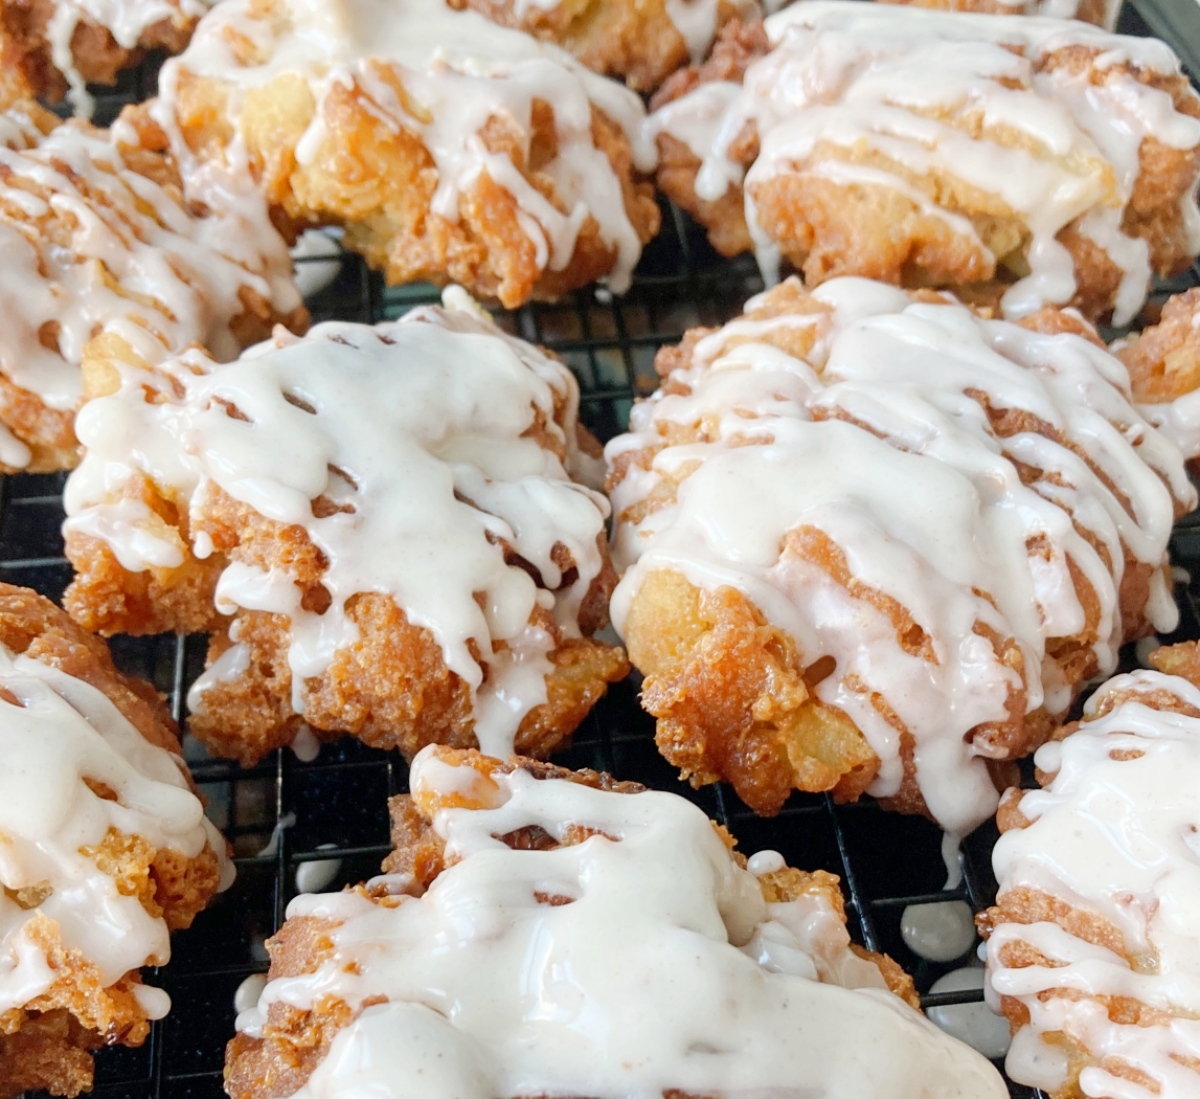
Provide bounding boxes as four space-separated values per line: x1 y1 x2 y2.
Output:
8 3 1200 1096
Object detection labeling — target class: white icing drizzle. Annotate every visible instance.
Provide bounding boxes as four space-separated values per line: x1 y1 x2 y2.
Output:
606 277 1195 838
64 291 611 757
291 228 344 301
901 899 977 963
987 668 1200 1097
45 0 215 116
647 1 1200 324
926 967 1012 1060
234 972 268 1014
0 641 231 1017
236 746 1007 1099
0 111 300 470
154 0 656 295
663 0 759 63
295 845 342 893
1141 386 1200 459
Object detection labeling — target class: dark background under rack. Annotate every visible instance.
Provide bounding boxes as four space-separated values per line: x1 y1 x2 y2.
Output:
10 2 1200 1095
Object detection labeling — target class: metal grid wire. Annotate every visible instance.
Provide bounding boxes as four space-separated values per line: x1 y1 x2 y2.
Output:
7 2 1200 1095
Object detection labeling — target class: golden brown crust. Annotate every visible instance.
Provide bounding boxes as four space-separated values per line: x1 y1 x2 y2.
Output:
225 747 918 1099
652 27 1200 322
1118 287 1200 407
610 280 1175 821
0 110 307 475
452 0 756 93
0 583 227 1098
144 22 661 308
64 336 629 765
977 641 1200 1099
1147 638 1200 694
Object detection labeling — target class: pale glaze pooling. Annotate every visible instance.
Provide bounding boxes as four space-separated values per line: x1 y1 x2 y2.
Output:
987 668 1200 1097
64 293 611 756
0 113 301 471
606 277 1195 837
155 0 656 294
648 1 1200 323
236 747 1008 1099
0 641 230 1017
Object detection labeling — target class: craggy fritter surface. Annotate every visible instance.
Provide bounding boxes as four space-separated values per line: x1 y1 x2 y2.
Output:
607 280 1185 821
651 19 1200 322
0 102 306 475
140 0 662 309
224 747 918 1099
1118 287 1200 406
878 0 1114 25
0 0 201 104
63 332 629 766
451 0 756 92
0 583 225 1099
976 639 1200 1099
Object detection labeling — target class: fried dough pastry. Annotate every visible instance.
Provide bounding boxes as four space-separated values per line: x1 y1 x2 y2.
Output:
0 583 232 1099
0 0 213 115
1116 287 1200 460
879 0 1119 28
225 745 1007 1099
0 97 306 476
648 2 1200 325
139 0 661 309
605 276 1198 837
451 0 759 92
62 291 628 765
979 642 1200 1099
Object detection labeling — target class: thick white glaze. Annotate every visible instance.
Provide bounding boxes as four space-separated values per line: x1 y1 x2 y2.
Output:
64 291 611 756
236 747 1008 1099
648 1 1200 323
154 0 656 295
606 276 1195 838
986 668 1200 1097
926 967 1012 1060
0 111 300 470
901 899 977 963
45 0 215 115
0 641 231 1017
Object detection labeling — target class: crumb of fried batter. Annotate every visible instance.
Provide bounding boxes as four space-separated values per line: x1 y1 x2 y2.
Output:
64 307 628 766
451 0 758 93
225 747 931 1099
606 277 1190 833
0 583 229 1099
150 0 661 308
1119 288 1200 406
0 105 306 475
648 11 1200 323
